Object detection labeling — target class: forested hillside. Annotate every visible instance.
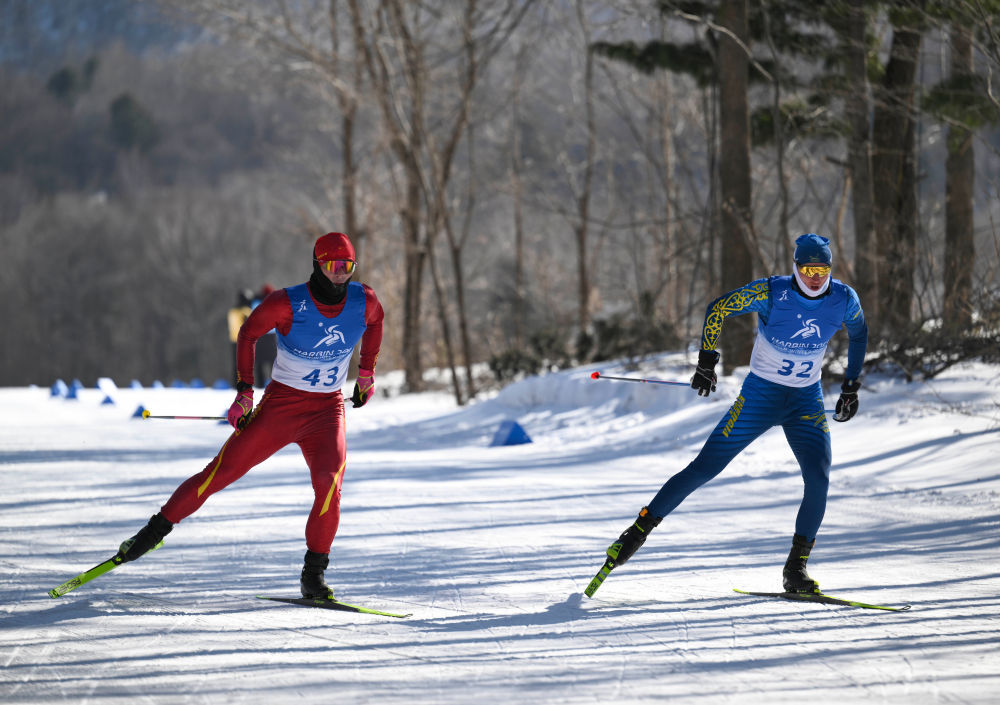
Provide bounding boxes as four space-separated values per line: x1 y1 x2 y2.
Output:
2 0 999 393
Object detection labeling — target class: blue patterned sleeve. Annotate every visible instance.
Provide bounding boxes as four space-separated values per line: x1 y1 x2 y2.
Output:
842 286 868 381
701 279 771 351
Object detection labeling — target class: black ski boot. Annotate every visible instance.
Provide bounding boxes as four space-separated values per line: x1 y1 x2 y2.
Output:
300 550 334 599
607 507 662 566
782 534 820 593
117 513 173 563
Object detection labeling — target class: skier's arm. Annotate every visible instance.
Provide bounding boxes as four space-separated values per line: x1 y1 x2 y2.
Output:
235 290 292 387
358 285 384 372
700 278 771 351
842 288 868 382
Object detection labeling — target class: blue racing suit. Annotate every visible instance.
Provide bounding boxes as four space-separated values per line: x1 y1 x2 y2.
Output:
647 275 867 539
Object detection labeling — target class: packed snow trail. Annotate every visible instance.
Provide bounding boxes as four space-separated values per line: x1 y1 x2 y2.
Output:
2 358 999 703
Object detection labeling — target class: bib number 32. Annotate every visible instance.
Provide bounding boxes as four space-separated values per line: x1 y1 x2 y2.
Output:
777 359 813 379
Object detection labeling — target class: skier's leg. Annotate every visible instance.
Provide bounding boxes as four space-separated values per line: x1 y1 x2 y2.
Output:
160 386 293 523
782 387 832 540
780 386 832 592
297 393 347 555
647 374 779 519
295 392 346 598
609 374 780 567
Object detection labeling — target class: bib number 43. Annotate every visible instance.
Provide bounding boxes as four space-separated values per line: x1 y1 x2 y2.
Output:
777 359 813 379
302 366 340 387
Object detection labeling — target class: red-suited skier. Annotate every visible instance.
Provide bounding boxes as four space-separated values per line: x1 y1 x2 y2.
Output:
117 232 384 600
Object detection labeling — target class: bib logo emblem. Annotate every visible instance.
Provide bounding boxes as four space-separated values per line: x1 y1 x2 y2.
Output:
779 289 789 302
790 315 821 340
314 323 346 348
296 300 308 313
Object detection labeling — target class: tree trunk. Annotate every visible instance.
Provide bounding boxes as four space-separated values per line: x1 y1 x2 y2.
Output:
716 0 754 372
891 113 919 328
760 2 790 266
838 0 876 308
428 240 463 404
348 0 428 391
511 62 526 348
450 234 475 400
575 6 596 332
943 20 975 331
327 0 363 259
872 13 923 337
401 165 426 393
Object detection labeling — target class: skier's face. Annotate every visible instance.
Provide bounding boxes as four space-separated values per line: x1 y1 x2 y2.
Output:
796 263 830 291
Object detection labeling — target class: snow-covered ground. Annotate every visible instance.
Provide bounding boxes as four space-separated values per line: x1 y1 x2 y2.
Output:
2 354 999 704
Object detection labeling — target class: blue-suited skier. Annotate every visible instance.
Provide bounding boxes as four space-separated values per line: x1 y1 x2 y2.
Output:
596 234 867 594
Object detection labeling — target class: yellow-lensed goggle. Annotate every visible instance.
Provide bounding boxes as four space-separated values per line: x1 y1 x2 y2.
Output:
317 259 356 274
797 263 831 277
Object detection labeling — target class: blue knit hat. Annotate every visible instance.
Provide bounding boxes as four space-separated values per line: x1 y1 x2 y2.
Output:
793 233 832 265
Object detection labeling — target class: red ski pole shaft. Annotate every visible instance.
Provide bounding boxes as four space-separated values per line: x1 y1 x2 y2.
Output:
590 371 689 387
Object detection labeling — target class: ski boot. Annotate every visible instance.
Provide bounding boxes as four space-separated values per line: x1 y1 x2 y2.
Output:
607 506 662 566
117 513 173 563
585 507 663 597
300 550 334 599
782 534 820 593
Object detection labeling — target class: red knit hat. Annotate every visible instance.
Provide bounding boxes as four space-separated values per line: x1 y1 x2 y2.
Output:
313 232 355 262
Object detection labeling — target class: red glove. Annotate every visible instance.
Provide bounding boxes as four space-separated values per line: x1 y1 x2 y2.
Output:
227 386 254 429
351 369 374 408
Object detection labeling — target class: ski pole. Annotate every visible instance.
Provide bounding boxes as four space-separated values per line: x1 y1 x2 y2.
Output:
590 371 689 387
592 373 840 414
141 410 226 421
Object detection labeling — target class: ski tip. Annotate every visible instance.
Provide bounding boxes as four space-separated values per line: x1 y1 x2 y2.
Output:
584 559 615 597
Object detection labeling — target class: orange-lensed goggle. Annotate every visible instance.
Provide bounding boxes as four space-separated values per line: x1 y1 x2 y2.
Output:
317 259 356 274
797 263 831 277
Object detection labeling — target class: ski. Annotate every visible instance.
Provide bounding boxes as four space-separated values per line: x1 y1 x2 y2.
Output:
733 588 911 612
256 595 411 618
49 555 124 598
48 540 165 598
584 558 617 597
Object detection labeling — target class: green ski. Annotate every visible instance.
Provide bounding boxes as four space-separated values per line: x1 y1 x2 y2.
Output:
49 555 124 598
49 541 165 598
257 595 411 618
734 588 911 612
584 558 617 597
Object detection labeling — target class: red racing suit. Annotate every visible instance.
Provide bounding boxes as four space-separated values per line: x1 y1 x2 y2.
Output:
160 282 384 553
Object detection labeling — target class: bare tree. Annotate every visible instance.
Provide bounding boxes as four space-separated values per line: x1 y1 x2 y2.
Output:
716 0 754 371
347 0 426 391
832 0 877 309
162 1 376 257
571 0 598 332
509 44 529 349
943 16 975 330
348 0 531 396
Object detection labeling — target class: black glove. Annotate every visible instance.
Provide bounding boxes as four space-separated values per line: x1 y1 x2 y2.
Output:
691 349 721 397
833 378 860 422
351 369 374 408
